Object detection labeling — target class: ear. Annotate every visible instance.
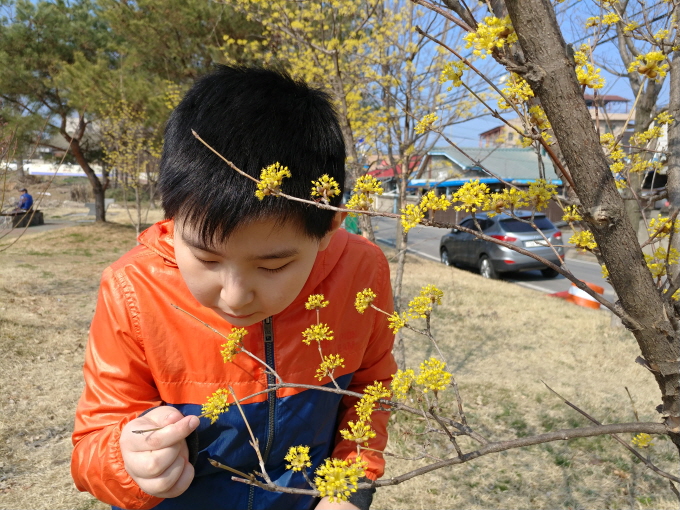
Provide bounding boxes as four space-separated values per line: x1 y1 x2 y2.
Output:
318 211 348 251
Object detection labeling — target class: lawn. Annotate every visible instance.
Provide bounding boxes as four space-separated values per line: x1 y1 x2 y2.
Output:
0 223 676 509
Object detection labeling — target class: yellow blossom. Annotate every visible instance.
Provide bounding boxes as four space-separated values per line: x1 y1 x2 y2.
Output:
415 113 439 134
562 205 582 223
601 264 609 279
623 21 639 33
528 105 551 131
220 328 248 363
526 180 557 211
346 192 373 212
452 180 491 212
416 357 452 393
463 15 517 59
355 382 391 422
314 457 367 503
420 191 451 212
340 420 376 445
628 51 669 81
354 288 377 314
499 73 534 109
387 311 408 333
440 61 468 89
255 162 291 200
570 230 597 251
645 247 680 278
311 175 341 203
305 294 329 310
575 51 605 89
302 323 334 345
316 354 345 381
284 446 312 472
400 203 425 233
391 369 415 400
485 188 528 215
632 433 654 448
353 175 384 195
201 388 230 424
648 217 680 238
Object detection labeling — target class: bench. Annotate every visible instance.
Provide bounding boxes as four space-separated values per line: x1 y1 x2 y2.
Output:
0 210 44 228
85 198 115 215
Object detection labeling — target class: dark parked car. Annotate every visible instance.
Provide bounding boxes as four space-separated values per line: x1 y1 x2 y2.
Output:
439 211 564 279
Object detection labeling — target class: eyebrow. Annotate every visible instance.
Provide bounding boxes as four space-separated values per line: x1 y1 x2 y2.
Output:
181 234 299 260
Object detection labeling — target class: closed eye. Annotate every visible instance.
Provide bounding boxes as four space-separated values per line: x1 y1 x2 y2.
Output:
261 262 291 273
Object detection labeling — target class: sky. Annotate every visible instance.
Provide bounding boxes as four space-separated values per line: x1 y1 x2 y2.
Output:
445 0 671 148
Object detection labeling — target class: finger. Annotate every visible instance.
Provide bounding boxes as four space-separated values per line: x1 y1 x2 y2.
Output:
125 443 182 480
128 415 199 453
139 457 195 498
136 453 189 497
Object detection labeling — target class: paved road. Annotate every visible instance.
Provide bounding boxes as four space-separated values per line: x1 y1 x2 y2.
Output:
372 216 616 301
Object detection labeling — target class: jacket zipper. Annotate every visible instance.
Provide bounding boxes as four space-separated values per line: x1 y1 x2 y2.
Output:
249 316 276 510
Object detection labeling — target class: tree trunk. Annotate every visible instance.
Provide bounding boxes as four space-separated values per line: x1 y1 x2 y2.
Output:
667 53 680 280
62 124 107 223
506 0 680 444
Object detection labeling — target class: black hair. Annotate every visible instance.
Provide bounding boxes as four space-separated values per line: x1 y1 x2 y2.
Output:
159 65 346 245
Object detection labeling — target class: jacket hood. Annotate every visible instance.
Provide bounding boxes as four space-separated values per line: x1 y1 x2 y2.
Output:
137 219 350 305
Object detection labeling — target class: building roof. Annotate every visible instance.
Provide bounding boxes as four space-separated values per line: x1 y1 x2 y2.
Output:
584 94 629 107
428 146 560 182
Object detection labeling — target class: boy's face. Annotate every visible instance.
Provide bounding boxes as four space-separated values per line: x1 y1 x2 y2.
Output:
174 214 343 327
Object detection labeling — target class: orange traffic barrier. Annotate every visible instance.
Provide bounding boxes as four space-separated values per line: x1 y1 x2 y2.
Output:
550 282 604 309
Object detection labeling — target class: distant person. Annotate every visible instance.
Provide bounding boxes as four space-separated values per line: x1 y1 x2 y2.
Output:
16 188 33 212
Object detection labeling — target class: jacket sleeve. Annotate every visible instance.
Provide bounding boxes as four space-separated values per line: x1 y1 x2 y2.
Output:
71 267 165 509
331 246 397 481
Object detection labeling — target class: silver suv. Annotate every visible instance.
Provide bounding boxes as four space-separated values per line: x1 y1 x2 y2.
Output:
439 212 564 279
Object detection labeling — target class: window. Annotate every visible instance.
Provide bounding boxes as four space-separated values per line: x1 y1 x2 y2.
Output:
499 216 554 232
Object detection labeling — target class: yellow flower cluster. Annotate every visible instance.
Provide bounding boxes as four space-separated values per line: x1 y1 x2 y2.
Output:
387 284 444 332
255 162 291 200
452 180 491 212
340 420 377 445
416 357 452 393
305 294 330 310
354 288 377 314
463 15 517 59
415 113 439 135
391 368 415 400
628 51 669 81
346 175 384 213
302 323 334 345
562 205 582 223
645 247 679 278
201 388 230 424
284 445 312 472
163 81 184 110
353 175 384 195
585 13 620 27
528 106 551 131
315 354 345 381
632 433 654 448
570 230 597 251
314 457 367 502
623 21 640 33
356 381 391 421
440 61 468 90
574 50 605 89
648 217 680 238
486 187 528 215
220 328 248 363
400 191 452 233
311 174 341 203
526 180 557 211
499 73 534 110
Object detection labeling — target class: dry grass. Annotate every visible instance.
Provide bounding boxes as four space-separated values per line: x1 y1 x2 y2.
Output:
374 249 677 509
0 225 676 509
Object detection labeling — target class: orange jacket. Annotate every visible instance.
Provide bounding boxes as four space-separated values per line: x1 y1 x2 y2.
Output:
71 220 396 510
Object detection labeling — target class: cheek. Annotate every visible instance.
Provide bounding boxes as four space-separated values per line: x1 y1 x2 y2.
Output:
176 255 220 305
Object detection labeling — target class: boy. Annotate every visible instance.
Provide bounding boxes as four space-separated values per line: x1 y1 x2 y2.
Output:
71 66 396 510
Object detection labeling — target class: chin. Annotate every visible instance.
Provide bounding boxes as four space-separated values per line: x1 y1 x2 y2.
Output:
213 309 263 327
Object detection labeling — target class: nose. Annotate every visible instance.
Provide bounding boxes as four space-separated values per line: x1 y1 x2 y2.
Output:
219 271 255 312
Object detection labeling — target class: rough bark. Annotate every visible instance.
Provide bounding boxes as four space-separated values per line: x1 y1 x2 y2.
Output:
506 0 680 443
668 53 680 282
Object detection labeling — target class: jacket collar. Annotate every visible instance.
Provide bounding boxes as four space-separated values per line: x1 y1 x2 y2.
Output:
137 218 350 298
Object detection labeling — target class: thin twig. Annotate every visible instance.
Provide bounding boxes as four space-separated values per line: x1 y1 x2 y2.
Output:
430 406 463 457
229 386 272 484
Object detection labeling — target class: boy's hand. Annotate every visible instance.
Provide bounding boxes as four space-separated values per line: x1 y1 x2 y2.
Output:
315 497 360 510
120 407 200 499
